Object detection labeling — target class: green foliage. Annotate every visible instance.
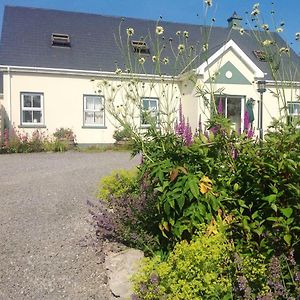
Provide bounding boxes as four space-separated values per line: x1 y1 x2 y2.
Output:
132 221 234 300
97 168 138 201
226 121 300 257
0 127 77 154
113 127 131 142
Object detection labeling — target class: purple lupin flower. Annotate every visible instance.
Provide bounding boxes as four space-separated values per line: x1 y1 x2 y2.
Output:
244 110 250 131
217 98 223 114
184 118 193 146
175 100 193 145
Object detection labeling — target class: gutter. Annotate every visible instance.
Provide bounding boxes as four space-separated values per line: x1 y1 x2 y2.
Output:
0 65 180 83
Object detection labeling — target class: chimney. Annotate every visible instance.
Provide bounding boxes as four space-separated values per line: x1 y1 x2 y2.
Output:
227 11 243 29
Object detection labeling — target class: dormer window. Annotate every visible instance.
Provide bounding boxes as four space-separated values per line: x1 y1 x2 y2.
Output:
131 40 150 55
51 33 71 47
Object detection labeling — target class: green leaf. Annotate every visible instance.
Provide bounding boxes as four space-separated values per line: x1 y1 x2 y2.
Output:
263 194 277 203
252 211 259 219
284 234 292 246
271 203 278 212
177 196 185 212
188 178 199 199
233 183 239 192
280 207 293 218
163 201 170 216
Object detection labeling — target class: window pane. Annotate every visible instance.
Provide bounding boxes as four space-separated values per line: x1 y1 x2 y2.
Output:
94 112 104 124
23 95 32 107
227 98 241 132
149 100 157 109
143 100 150 110
94 98 101 110
86 98 94 110
23 111 32 123
85 112 94 124
32 95 41 108
33 111 42 123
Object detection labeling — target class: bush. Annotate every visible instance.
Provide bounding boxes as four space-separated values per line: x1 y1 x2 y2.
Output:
132 220 234 300
96 168 138 201
53 127 76 150
113 127 131 143
90 173 161 255
0 127 75 154
132 220 300 299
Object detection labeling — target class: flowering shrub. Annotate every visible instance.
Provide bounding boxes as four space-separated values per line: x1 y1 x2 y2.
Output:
87 1 300 297
0 127 74 153
96 168 138 201
132 220 234 300
89 174 161 255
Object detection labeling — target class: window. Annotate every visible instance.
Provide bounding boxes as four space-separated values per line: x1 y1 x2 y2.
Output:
51 33 71 47
21 93 44 125
141 98 159 126
214 96 245 132
83 95 105 126
131 40 150 55
288 102 300 127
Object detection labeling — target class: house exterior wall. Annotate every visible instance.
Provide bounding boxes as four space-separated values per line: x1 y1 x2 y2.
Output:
2 71 181 144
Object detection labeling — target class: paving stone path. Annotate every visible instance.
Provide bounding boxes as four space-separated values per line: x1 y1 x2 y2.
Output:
0 152 139 300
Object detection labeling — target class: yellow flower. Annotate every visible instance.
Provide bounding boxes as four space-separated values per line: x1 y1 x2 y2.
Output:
262 24 269 31
205 0 212 7
126 27 134 36
279 47 289 54
156 26 164 35
176 30 181 36
262 39 272 46
276 27 283 33
162 57 169 64
199 176 213 194
152 55 157 62
183 31 189 38
251 5 260 16
139 57 146 64
178 44 185 52
202 43 208 51
115 68 122 75
239 28 245 35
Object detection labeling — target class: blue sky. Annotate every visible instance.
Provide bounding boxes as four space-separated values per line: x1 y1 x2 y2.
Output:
0 0 299 52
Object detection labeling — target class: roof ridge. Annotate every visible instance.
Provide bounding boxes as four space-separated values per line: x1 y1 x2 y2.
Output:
4 5 230 31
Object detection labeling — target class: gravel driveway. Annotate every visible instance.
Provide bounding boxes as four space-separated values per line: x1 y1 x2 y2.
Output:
0 151 139 300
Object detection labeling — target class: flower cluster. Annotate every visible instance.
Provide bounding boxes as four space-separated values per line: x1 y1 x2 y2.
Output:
175 101 193 146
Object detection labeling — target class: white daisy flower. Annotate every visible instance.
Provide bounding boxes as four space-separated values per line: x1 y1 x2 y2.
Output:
156 26 164 35
126 28 134 36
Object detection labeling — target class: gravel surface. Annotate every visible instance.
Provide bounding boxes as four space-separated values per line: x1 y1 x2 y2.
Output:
0 151 139 300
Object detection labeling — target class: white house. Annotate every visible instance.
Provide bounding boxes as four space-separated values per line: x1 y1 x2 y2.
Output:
0 6 299 145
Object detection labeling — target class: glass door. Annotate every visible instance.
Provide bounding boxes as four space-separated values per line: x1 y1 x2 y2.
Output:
215 96 245 132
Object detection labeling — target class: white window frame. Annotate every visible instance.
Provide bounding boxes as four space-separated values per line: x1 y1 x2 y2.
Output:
83 95 105 127
21 92 44 126
141 97 159 127
287 102 300 128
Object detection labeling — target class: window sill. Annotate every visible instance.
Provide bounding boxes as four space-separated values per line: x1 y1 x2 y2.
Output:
18 124 46 129
140 125 160 129
82 125 107 129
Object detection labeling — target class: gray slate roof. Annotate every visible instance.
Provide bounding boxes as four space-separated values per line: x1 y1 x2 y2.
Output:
0 6 299 81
